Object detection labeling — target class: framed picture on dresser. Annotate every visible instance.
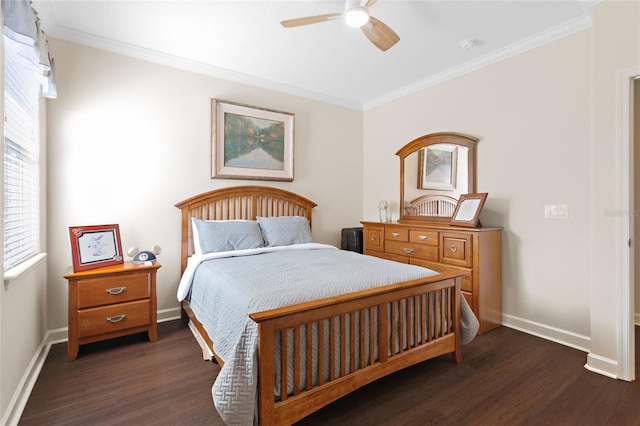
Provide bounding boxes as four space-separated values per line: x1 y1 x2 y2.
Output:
450 193 488 227
68 224 124 272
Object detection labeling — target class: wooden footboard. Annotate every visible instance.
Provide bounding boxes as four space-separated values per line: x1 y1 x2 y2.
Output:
250 272 462 426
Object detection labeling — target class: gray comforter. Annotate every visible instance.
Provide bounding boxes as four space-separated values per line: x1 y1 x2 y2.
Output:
178 243 479 425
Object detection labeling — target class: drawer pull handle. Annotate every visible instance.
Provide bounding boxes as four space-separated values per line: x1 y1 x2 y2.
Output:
450 246 458 253
106 314 127 323
418 235 428 240
403 248 414 254
371 235 376 241
392 232 400 237
105 286 127 295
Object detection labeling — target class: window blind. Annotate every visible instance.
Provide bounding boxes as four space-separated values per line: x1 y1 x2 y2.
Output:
4 37 41 270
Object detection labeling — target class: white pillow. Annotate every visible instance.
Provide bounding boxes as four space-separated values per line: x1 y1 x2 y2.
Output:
192 219 264 254
257 216 313 247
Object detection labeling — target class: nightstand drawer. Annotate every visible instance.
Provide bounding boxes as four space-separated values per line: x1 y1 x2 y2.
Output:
77 273 149 308
77 300 150 338
385 240 438 261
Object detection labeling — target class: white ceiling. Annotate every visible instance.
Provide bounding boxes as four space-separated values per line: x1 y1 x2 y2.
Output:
33 0 597 110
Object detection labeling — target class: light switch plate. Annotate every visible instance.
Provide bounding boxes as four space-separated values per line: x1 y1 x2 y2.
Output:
544 204 569 219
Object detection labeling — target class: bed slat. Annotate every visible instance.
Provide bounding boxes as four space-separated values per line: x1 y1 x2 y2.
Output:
280 330 288 402
293 326 301 395
305 322 313 392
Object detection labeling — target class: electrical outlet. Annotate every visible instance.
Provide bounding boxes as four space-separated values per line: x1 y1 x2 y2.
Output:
544 204 569 219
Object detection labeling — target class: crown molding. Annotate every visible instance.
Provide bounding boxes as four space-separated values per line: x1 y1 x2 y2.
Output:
363 14 593 110
38 1 592 112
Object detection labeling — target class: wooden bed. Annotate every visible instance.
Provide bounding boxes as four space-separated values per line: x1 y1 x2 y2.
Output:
176 186 463 426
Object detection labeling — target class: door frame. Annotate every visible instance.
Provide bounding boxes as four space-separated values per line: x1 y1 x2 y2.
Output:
619 67 639 381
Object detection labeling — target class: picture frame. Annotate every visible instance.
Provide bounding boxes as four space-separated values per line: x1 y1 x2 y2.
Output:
68 224 124 272
211 99 294 181
418 145 457 190
450 193 488 228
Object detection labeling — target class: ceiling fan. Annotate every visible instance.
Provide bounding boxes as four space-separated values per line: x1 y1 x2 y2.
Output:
280 0 400 52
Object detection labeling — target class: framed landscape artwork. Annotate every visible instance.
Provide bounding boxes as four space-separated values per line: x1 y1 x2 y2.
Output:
211 99 294 181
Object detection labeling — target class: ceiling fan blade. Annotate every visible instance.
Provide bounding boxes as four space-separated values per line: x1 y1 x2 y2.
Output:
363 0 378 7
361 16 399 51
280 13 342 28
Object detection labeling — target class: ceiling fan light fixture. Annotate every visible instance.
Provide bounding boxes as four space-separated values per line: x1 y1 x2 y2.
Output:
344 6 369 27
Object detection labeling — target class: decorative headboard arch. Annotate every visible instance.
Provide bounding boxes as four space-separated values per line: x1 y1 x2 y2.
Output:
175 186 317 273
407 194 458 217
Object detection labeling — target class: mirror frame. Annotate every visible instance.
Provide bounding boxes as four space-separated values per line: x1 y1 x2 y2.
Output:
397 132 479 223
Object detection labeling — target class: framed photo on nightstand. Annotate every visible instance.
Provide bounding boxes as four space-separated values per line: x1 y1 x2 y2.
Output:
68 224 124 272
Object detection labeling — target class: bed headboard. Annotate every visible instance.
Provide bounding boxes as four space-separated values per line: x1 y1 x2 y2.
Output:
406 194 457 217
175 186 317 273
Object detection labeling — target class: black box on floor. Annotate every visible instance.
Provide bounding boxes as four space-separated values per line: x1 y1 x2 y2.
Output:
341 227 363 254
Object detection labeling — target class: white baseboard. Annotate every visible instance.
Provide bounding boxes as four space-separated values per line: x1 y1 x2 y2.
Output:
4 307 182 426
502 313 624 380
584 352 619 379
2 331 52 426
501 313 591 352
158 306 182 323
46 326 68 345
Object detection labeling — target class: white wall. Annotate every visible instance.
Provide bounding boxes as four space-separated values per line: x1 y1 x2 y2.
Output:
365 29 592 343
363 0 640 378
45 40 364 333
1 262 48 424
1 91 50 425
589 0 640 377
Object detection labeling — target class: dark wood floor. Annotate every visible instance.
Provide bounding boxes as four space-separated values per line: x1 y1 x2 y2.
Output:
19 319 640 426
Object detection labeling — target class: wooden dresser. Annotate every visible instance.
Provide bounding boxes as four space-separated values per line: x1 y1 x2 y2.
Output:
361 221 502 334
64 261 161 360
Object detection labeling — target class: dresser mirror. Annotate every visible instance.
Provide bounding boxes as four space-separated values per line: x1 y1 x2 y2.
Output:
397 132 478 223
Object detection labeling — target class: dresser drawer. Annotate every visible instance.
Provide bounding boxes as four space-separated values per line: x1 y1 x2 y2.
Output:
372 251 410 264
409 229 438 246
385 227 409 242
77 273 150 309
409 258 473 292
364 226 384 252
386 240 438 261
77 299 150 338
440 232 473 267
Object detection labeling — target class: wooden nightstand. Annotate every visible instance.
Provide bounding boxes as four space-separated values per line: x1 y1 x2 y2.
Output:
64 261 161 361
